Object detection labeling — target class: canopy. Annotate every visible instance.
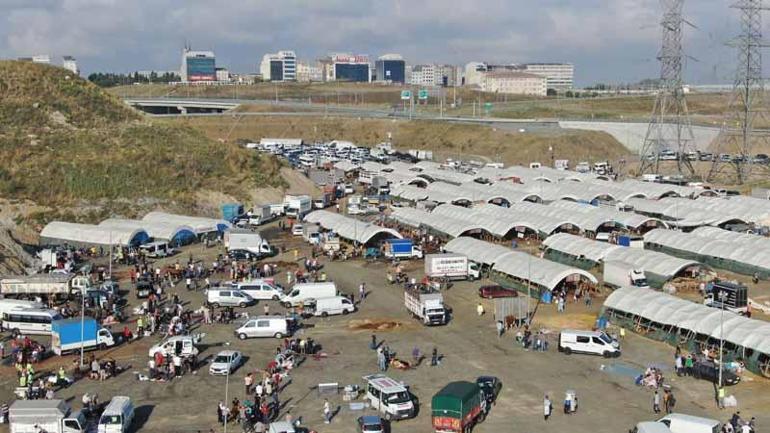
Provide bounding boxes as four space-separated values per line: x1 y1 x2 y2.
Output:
542 233 621 263
443 237 516 266
142 212 231 234
98 218 196 244
604 247 701 279
40 221 149 247
492 250 598 291
304 210 402 244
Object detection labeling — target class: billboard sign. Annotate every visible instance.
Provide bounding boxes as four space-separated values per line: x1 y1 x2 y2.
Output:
418 89 429 100
401 90 412 100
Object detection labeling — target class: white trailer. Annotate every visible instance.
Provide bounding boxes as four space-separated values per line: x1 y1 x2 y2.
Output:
10 400 87 433
404 287 446 326
424 253 480 281
223 229 272 256
0 274 91 297
603 260 649 290
284 194 312 218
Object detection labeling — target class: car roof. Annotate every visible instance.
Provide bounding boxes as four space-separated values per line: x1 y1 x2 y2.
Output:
215 350 240 357
364 374 408 393
360 415 382 423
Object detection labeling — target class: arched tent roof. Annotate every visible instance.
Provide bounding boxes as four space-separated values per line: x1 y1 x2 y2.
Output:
98 218 196 243
492 250 598 291
443 237 516 266
604 287 770 354
644 228 770 271
604 246 702 279
542 233 621 263
41 221 148 247
142 212 231 234
548 200 667 230
304 210 402 244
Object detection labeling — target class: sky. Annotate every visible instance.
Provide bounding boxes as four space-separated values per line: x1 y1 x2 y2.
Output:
0 0 752 86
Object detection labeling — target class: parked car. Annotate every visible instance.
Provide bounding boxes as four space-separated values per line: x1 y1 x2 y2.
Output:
291 224 304 236
209 350 243 375
478 285 518 299
357 415 385 433
228 249 255 261
691 359 740 386
206 288 256 308
476 376 502 406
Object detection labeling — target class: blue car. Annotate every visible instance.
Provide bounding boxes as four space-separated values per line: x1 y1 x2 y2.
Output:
357 415 385 433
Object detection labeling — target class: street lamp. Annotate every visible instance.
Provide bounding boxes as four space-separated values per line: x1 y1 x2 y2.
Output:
718 290 727 399
223 344 232 433
79 286 85 367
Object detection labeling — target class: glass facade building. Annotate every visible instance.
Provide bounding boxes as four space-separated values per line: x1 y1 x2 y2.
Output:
375 59 405 83
334 63 369 82
185 56 216 81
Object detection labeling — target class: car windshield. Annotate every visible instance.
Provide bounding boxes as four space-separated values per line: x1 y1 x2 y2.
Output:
363 423 382 431
99 415 121 425
213 355 232 363
387 391 410 404
600 333 613 344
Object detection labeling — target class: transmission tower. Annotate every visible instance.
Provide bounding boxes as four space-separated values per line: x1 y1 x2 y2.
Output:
708 0 770 184
639 0 696 177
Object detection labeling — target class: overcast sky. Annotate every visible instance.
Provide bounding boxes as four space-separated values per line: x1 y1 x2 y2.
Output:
0 0 753 85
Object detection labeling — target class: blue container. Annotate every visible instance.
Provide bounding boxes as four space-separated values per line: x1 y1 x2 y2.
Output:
221 203 244 222
617 235 631 247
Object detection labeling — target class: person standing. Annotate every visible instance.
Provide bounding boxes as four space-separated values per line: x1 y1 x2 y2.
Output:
430 347 438 367
263 304 270 315
323 399 332 424
544 395 552 421
244 373 253 395
359 283 366 302
653 390 661 414
685 355 694 376
476 303 485 316
496 321 504 338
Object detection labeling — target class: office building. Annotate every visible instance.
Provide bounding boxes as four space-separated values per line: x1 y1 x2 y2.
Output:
296 62 323 82
374 54 405 83
410 64 436 86
480 71 547 96
435 65 459 87
180 47 216 82
328 53 370 82
523 63 574 91
62 56 79 75
215 68 231 82
259 50 297 82
464 62 487 86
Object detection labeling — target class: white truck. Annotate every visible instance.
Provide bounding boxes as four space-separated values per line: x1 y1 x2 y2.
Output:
424 253 480 281
404 287 447 326
282 282 338 308
243 205 275 226
0 274 92 297
603 260 649 290
9 400 87 433
284 194 312 219
223 229 273 256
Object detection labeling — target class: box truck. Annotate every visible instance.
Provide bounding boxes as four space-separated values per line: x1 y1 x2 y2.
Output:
404 286 447 326
240 205 274 227
431 381 487 433
383 239 423 259
424 254 480 281
9 400 87 433
603 261 649 290
223 229 273 256
1 274 92 297
284 194 312 219
51 317 116 355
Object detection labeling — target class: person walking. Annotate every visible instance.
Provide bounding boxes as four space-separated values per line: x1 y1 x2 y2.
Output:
244 373 253 395
544 395 553 421
476 303 485 316
685 355 694 376
496 321 504 338
323 399 332 424
359 282 366 302
430 347 439 367
665 390 676 414
653 390 661 414
263 304 270 315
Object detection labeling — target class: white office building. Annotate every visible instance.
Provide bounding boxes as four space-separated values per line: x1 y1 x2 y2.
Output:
524 63 574 91
260 50 297 81
296 62 323 82
62 56 79 75
215 68 231 82
480 71 547 96
410 64 437 86
463 62 488 86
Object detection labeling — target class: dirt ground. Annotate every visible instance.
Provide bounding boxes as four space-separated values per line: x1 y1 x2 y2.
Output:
1 225 769 433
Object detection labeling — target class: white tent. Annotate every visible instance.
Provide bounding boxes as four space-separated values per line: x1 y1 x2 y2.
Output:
304 211 402 244
40 221 148 247
604 247 701 279
142 212 231 235
492 250 598 291
99 218 196 243
443 237 515 266
542 233 621 263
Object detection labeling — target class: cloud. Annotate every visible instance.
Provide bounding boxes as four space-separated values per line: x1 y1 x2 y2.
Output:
0 0 750 85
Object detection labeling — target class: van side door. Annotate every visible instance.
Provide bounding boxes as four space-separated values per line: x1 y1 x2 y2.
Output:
367 383 382 411
256 320 270 337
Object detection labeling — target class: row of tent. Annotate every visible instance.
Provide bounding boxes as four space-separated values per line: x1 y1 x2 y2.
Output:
627 195 770 227
39 212 232 247
644 227 770 278
304 211 402 245
443 237 598 292
602 287 770 377
541 233 703 286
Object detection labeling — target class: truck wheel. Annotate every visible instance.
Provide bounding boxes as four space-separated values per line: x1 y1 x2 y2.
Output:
321 312 329 318
478 411 487 423
11 329 20 338
564 347 572 355
283 302 292 308
238 302 247 308
99 343 106 350
272 295 280 301
342 309 350 315
603 351 612 358
274 332 283 339
238 333 248 340
385 413 392 421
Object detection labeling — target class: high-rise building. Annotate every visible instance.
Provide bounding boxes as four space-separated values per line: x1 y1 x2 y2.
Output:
410 64 436 86
328 53 370 82
259 50 297 82
180 47 216 82
480 71 547 96
523 63 574 91
62 56 79 75
374 54 405 83
435 65 458 87
216 68 231 82
296 62 323 82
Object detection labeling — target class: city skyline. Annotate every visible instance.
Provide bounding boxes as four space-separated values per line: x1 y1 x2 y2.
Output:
0 0 752 85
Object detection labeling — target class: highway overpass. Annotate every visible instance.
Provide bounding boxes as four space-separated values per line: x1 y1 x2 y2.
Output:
124 98 240 114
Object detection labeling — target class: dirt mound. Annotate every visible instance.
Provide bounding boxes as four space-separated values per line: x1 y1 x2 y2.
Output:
348 319 404 331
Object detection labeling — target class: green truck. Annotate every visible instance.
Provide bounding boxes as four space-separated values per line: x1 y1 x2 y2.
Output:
431 381 487 433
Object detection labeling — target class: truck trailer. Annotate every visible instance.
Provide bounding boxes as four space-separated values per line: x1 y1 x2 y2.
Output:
404 286 447 326
51 317 116 355
704 281 748 314
383 239 423 260
431 381 487 433
424 254 480 281
0 274 92 297
9 400 87 433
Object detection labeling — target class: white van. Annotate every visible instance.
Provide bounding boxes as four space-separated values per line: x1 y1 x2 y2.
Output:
558 330 620 358
148 335 200 358
233 280 285 301
311 296 355 317
632 421 674 433
206 288 256 308
658 414 720 433
97 396 134 433
2 308 63 336
235 316 289 340
362 374 416 421
282 282 337 308
139 241 172 258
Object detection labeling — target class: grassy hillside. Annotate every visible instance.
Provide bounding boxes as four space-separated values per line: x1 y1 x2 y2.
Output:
175 115 630 165
0 61 286 219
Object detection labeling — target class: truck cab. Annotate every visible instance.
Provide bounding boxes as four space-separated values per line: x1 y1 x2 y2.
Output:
69 276 92 295
362 374 416 421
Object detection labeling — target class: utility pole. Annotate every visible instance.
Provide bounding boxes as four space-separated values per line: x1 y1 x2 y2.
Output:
708 0 770 184
639 0 696 178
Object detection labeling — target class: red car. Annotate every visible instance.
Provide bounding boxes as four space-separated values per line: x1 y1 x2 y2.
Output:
478 285 518 299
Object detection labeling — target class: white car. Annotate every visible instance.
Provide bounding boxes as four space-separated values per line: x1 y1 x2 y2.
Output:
208 350 243 375
291 224 304 236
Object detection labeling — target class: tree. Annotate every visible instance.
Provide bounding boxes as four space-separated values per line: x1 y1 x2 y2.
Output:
546 88 557 97
565 90 574 98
